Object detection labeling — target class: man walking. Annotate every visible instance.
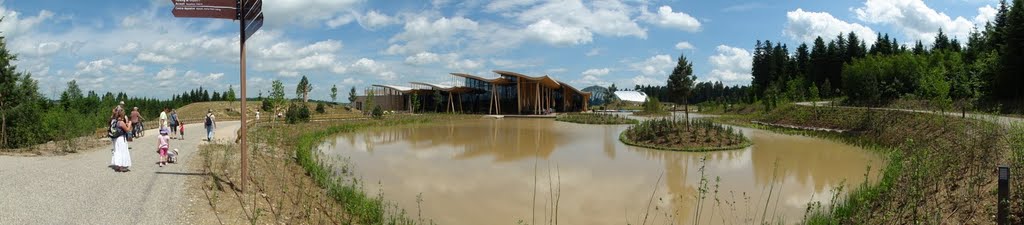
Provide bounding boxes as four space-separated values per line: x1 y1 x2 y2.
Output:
205 109 216 141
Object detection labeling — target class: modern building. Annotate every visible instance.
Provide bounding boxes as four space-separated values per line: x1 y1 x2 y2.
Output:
355 70 592 115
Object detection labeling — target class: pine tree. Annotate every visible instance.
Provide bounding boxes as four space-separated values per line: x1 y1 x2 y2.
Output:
796 43 810 78
913 41 927 55
933 28 951 52
809 37 828 87
225 85 236 106
997 0 1024 100
296 75 312 102
667 52 696 125
330 84 338 104
348 87 356 103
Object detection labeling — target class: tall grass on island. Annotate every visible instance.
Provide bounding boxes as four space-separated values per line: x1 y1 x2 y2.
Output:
621 118 750 152
555 113 638 125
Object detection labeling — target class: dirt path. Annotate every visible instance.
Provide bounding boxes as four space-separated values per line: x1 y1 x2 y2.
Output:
795 101 1023 128
0 121 240 224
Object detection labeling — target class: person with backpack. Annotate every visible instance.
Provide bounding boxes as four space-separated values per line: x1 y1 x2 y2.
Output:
110 109 133 172
169 109 180 139
205 109 216 142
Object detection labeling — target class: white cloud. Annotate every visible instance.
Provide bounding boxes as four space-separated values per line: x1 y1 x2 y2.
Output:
387 16 479 55
117 42 140 54
261 0 362 28
675 41 695 50
405 52 442 65
631 54 675 76
115 64 144 74
585 48 602 56
640 5 701 32
0 6 53 37
75 59 114 75
358 10 396 30
852 0 978 44
705 45 753 85
784 8 876 43
525 19 593 46
513 0 647 38
975 5 997 25
155 68 176 80
632 75 661 86
485 0 543 12
349 58 397 80
448 59 484 71
136 52 179 64
582 68 610 76
183 70 224 85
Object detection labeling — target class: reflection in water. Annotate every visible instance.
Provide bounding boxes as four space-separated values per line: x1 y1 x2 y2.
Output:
318 118 883 225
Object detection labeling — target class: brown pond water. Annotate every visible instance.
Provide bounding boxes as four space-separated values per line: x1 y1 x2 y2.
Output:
317 116 883 225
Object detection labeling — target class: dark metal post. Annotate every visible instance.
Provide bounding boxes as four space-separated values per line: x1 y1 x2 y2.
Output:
998 165 1009 225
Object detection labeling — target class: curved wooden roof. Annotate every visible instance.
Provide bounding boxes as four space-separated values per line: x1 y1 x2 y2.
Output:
371 84 415 93
409 82 475 93
559 81 592 97
493 70 561 89
450 73 512 85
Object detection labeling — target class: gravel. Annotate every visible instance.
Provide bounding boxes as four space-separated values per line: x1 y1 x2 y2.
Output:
0 121 240 224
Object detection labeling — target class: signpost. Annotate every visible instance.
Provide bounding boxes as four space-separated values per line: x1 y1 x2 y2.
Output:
172 0 261 193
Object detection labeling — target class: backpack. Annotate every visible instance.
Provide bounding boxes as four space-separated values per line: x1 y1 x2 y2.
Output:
107 120 123 138
205 114 213 126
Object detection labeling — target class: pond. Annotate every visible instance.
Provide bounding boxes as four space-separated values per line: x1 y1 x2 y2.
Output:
316 116 883 225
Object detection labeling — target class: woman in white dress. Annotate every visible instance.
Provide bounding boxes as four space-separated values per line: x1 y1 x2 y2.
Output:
111 109 133 172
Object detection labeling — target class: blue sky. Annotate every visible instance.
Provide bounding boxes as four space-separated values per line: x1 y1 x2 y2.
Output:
0 0 1000 101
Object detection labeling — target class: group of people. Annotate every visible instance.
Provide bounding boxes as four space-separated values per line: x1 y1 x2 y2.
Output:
108 101 219 172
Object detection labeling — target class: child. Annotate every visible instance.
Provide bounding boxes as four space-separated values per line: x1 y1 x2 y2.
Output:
157 128 170 167
179 123 185 140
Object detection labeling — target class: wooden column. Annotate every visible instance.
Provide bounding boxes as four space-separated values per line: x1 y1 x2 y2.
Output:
517 79 522 114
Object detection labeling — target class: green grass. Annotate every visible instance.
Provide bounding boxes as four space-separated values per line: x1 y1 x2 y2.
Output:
555 113 638 125
735 104 1008 224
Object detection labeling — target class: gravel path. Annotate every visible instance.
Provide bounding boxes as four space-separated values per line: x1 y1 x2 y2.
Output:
0 121 240 225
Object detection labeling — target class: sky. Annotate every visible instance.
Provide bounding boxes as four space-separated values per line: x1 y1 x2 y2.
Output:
0 0 1002 101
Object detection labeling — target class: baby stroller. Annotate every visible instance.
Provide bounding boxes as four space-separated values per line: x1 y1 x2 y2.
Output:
167 148 179 163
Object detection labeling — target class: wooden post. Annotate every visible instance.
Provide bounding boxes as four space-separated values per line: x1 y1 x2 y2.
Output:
517 79 522 115
238 10 249 193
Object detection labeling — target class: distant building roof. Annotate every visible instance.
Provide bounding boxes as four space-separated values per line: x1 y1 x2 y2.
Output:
614 91 648 103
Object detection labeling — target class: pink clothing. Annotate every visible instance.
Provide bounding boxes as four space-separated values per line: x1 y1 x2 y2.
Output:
158 135 170 150
158 147 168 157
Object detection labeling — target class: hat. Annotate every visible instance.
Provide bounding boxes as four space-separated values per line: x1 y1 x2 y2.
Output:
159 128 169 135
119 101 125 105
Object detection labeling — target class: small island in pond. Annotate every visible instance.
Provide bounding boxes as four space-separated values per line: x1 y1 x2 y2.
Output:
556 113 638 125
621 118 751 151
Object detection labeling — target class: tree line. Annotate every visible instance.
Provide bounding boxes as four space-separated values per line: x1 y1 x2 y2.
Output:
751 0 1024 112
0 29 238 150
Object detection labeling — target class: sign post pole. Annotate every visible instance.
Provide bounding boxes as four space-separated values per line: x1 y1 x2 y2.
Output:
238 0 248 193
172 0 261 193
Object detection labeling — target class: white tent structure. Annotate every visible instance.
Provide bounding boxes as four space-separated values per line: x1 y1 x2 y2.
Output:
613 91 648 104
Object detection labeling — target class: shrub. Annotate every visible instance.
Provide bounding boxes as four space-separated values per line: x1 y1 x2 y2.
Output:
286 103 312 124
315 102 326 114
371 105 383 119
261 100 274 112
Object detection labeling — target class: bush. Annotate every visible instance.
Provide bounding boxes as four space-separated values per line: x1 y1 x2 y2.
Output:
371 105 383 119
315 102 326 114
261 100 274 112
286 103 311 124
